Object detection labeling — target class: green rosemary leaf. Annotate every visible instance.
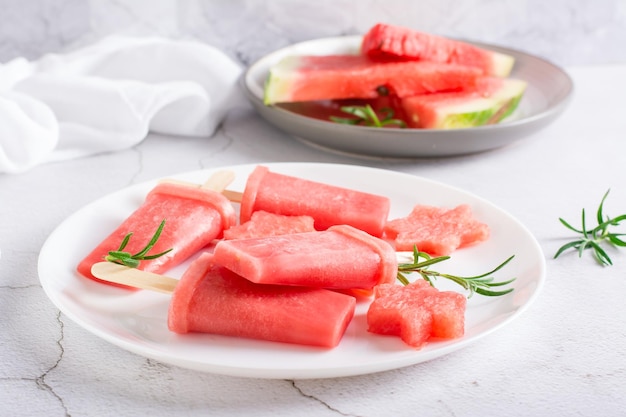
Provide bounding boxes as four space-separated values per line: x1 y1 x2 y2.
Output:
588 241 612 266
121 258 141 269
329 116 360 125
397 246 515 298
396 273 410 286
133 219 167 258
106 250 129 257
554 189 625 266
329 104 406 128
482 276 517 287
362 105 382 126
554 241 579 259
558 217 583 234
581 209 589 239
117 233 133 251
381 119 407 128
141 248 174 260
608 234 626 246
596 189 610 225
105 219 172 268
474 286 515 297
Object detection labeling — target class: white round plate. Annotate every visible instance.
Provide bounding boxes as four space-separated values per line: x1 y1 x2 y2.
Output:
38 163 545 379
242 36 573 157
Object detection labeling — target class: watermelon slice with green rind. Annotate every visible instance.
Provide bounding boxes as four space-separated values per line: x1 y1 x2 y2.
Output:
401 77 527 129
264 55 482 105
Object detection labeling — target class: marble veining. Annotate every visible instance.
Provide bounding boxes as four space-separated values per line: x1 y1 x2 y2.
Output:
1 0 625 66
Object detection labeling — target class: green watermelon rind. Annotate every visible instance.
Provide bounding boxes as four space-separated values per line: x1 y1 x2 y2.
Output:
411 79 527 129
490 52 516 78
264 56 300 105
441 108 495 129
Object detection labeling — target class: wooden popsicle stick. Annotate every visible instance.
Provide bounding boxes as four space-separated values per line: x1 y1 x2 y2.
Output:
158 169 236 194
200 170 235 192
91 262 177 294
221 189 243 203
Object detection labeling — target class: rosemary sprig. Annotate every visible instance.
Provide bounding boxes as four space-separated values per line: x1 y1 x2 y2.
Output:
397 246 516 297
330 104 406 128
554 189 626 266
104 219 173 268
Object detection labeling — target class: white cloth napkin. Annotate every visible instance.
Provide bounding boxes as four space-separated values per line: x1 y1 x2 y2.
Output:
0 35 243 174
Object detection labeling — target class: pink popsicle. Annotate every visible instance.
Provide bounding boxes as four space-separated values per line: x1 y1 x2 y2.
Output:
77 180 236 286
167 252 356 348
239 165 390 237
212 224 398 290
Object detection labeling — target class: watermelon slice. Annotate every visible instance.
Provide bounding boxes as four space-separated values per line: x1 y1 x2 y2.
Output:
384 204 489 255
223 211 315 240
401 77 527 129
362 23 515 77
367 280 466 348
264 54 482 105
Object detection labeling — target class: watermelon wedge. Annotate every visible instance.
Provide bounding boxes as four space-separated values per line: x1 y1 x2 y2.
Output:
264 55 482 105
362 23 515 77
401 77 527 129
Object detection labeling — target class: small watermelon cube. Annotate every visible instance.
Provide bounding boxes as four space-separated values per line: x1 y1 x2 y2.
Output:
223 210 315 240
384 204 489 255
367 280 466 349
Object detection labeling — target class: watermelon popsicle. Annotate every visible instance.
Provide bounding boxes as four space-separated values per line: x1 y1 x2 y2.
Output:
77 171 237 286
227 165 391 238
90 253 356 348
212 224 398 290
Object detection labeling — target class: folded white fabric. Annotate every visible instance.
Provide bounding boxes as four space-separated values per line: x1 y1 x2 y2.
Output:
0 35 243 174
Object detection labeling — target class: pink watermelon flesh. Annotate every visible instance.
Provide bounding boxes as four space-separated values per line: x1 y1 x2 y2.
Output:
76 182 236 288
168 252 356 348
212 224 398 290
240 165 391 238
384 204 489 255
367 280 466 348
361 23 514 77
264 54 482 104
223 210 315 240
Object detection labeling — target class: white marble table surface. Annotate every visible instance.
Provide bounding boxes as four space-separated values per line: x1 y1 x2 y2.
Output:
2 62 626 417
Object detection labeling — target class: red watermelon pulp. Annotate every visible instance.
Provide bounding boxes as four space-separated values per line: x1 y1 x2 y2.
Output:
362 23 515 77
367 280 466 349
264 55 482 105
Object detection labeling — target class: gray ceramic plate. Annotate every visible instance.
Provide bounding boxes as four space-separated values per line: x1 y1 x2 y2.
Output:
241 36 573 158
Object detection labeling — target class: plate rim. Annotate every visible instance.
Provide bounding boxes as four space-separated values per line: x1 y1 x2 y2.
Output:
38 162 546 379
241 35 574 157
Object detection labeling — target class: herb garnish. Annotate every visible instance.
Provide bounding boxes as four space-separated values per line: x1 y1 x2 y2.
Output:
105 219 173 268
554 189 626 266
397 246 516 297
330 104 407 128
